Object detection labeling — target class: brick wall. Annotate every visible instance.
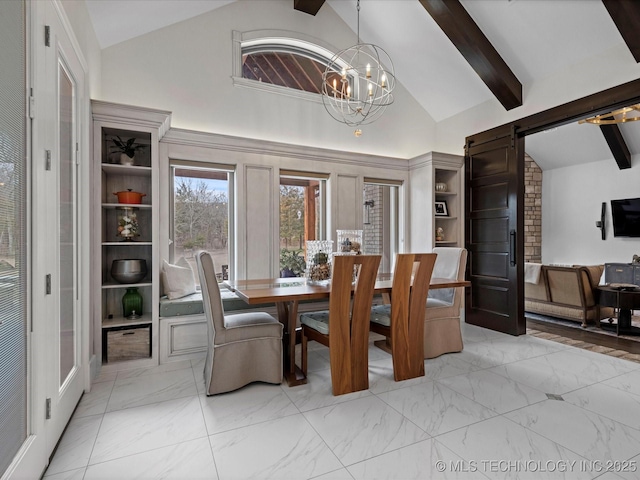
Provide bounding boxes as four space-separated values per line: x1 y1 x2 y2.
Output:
524 154 542 263
363 184 383 254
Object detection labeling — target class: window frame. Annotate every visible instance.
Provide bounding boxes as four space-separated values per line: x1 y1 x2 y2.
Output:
169 160 235 282
232 29 340 102
363 177 402 274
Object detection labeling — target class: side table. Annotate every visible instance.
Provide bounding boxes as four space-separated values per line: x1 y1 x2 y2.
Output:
596 286 640 336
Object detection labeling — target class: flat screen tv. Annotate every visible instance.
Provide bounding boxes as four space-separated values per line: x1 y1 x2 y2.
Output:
611 198 640 237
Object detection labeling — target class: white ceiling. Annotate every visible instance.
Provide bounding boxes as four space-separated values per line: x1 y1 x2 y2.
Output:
84 0 639 170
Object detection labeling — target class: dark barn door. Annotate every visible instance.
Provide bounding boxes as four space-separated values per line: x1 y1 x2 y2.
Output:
465 126 525 335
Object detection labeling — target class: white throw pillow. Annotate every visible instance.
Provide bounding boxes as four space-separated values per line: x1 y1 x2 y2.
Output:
162 257 196 299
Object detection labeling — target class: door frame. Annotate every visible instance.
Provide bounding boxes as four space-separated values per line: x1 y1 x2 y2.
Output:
465 77 640 334
5 1 91 478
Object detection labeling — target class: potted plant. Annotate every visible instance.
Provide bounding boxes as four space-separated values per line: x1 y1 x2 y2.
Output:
280 249 306 277
110 136 147 165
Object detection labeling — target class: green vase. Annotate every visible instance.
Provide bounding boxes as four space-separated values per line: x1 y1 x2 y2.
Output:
122 287 143 318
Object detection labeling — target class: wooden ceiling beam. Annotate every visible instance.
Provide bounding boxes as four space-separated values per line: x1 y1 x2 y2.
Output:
294 0 325 16
603 0 640 63
599 118 632 170
419 0 522 111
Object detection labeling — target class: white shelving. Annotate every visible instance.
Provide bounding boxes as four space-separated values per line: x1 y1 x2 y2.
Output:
409 152 463 252
91 100 171 372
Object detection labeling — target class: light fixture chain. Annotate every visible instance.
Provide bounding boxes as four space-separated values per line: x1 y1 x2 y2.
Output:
357 0 361 44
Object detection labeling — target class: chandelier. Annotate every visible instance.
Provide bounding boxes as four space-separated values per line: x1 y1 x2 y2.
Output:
578 104 640 125
321 0 395 132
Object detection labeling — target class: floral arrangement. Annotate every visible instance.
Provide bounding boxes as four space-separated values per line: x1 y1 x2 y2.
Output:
118 211 139 240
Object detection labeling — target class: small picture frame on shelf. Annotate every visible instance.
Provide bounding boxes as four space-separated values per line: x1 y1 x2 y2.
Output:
434 200 448 216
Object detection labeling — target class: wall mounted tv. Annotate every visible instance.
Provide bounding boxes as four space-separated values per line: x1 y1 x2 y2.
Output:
611 198 640 237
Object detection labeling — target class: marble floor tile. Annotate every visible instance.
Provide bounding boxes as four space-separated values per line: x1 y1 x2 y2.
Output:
199 382 298 434
43 467 87 480
73 380 114 418
424 354 483 381
209 413 342 480
461 322 512 343
377 381 496 437
505 400 640 463
462 336 565 367
613 452 640 480
311 468 356 480
437 416 592 480
106 367 198 412
569 346 640 371
529 349 637 385
347 438 489 480
438 369 548 414
84 437 217 480
595 473 628 480
489 357 589 395
602 369 640 397
90 396 207 465
448 348 511 370
115 359 193 380
367 357 432 395
303 395 429 466
563 383 640 430
295 345 332 373
45 415 102 475
92 369 117 384
46 323 640 480
283 368 371 412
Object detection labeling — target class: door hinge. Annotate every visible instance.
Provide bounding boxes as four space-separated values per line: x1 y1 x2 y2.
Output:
29 96 35 119
76 142 80 165
45 150 51 171
45 25 50 47
45 274 51 295
45 398 51 419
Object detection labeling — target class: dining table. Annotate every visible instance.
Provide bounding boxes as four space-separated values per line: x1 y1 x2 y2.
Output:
224 275 471 386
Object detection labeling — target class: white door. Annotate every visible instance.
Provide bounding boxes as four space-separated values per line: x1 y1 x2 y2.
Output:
33 0 86 466
5 2 87 477
45 2 86 454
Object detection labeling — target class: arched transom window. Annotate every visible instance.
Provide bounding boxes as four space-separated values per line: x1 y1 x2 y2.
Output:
232 30 339 101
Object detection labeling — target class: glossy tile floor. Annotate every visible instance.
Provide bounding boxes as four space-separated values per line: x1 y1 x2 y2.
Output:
44 322 640 480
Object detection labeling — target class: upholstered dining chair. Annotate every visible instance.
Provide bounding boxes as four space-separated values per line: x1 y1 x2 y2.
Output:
300 254 381 396
369 253 437 381
424 247 468 359
195 251 283 395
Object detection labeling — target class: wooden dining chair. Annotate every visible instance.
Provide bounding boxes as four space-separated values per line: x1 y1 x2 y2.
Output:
369 253 437 381
300 254 381 396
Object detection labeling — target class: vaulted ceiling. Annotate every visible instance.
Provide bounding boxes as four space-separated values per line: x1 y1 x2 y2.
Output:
85 0 640 170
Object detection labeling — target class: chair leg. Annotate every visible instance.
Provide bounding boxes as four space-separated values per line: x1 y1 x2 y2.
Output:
301 328 308 376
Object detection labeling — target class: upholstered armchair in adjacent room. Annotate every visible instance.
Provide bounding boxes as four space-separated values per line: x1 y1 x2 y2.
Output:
196 251 283 395
424 247 468 359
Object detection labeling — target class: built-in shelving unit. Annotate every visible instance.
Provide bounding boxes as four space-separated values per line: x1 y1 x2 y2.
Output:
434 165 462 247
91 100 171 373
408 152 464 252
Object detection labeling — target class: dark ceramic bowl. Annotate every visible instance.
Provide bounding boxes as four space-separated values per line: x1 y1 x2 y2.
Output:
111 259 147 284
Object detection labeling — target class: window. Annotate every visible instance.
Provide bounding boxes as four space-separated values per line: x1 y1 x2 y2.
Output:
242 46 327 94
170 162 234 284
363 178 401 274
279 170 327 277
232 30 338 101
